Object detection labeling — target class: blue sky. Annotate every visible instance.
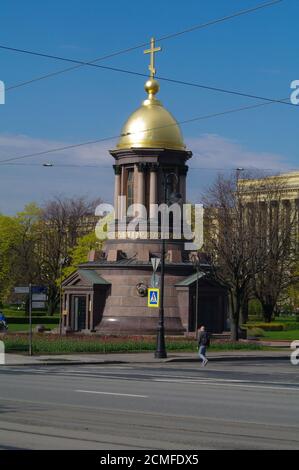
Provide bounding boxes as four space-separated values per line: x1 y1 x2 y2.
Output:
0 0 298 213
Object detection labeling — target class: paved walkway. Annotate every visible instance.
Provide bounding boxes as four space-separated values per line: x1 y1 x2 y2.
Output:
2 349 290 366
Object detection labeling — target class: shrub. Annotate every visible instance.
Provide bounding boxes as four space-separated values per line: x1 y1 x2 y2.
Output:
247 328 265 338
248 322 299 331
281 322 299 331
247 323 284 331
6 316 59 325
2 334 264 354
248 315 263 322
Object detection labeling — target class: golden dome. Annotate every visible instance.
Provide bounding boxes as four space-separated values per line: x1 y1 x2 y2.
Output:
116 79 186 151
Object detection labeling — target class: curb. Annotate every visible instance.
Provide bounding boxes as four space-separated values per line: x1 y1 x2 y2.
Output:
3 354 290 367
166 355 290 363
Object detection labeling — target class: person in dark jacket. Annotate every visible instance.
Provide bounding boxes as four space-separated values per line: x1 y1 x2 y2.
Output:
197 325 210 366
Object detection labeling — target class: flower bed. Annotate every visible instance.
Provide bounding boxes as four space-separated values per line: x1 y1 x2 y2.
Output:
2 334 265 354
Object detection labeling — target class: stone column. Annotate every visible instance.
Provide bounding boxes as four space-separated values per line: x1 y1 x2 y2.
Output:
178 166 188 203
137 163 146 206
149 163 158 218
113 165 121 219
119 165 126 219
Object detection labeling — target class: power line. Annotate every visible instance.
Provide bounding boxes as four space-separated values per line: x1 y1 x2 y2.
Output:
0 95 291 165
2 162 296 172
4 0 283 92
3 46 295 108
0 135 119 165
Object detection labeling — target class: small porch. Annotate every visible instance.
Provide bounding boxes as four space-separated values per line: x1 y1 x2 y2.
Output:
62 269 110 332
176 273 228 334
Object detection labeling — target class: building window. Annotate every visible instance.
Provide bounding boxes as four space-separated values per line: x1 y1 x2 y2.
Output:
165 170 176 203
127 168 134 208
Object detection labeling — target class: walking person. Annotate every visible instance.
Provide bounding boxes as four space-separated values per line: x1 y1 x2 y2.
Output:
197 325 210 367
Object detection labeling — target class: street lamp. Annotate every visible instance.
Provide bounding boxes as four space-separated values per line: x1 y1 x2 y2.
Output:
155 172 182 359
58 229 68 335
235 167 244 183
59 256 66 336
191 252 200 336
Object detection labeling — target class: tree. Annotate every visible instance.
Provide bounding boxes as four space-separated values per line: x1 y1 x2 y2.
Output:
36 196 101 315
203 172 290 339
12 203 42 286
248 184 298 322
204 171 299 336
253 200 298 322
63 231 102 279
0 215 20 302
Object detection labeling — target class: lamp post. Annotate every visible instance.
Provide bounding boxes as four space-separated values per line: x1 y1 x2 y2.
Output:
155 172 181 359
59 257 65 336
191 252 200 336
235 167 244 184
58 229 68 336
28 283 33 356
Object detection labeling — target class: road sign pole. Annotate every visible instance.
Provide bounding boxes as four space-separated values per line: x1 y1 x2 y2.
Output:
29 283 33 356
155 237 167 359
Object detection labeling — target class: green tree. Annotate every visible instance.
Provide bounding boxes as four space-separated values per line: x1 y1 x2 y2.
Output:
0 215 21 301
62 231 101 279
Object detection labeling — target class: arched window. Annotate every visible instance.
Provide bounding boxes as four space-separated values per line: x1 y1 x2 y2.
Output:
127 168 134 208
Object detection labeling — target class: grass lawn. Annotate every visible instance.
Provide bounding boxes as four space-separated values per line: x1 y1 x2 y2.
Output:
2 306 55 317
2 305 59 332
2 334 267 354
262 330 299 341
7 324 58 333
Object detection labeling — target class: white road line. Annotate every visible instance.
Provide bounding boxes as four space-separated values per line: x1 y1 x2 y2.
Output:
69 372 299 389
75 389 148 398
154 378 299 391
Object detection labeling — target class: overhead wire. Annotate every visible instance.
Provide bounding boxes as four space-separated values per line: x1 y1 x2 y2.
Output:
3 0 283 92
0 95 292 165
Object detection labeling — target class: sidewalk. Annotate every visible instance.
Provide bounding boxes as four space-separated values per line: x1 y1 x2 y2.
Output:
2 349 290 366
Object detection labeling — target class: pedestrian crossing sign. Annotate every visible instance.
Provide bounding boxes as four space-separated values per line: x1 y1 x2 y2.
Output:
148 288 160 308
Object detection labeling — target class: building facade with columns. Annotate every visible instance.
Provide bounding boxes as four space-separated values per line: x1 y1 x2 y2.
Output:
62 40 228 335
239 171 299 240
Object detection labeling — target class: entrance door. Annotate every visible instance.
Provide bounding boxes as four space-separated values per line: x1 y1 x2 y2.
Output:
73 296 87 331
198 296 222 333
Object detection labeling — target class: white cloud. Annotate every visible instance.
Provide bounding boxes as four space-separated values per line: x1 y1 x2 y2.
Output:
186 134 290 172
0 133 116 214
0 132 293 213
0 133 117 166
0 132 290 171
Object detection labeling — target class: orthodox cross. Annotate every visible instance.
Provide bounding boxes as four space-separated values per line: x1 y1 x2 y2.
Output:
144 37 162 78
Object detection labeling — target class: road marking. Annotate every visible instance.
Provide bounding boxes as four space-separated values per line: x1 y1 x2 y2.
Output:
154 378 299 392
76 389 148 398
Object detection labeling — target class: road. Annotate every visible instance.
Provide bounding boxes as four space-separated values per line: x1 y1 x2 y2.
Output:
0 359 298 450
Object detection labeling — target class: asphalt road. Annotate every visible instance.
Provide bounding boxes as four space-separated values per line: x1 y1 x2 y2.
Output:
0 359 298 450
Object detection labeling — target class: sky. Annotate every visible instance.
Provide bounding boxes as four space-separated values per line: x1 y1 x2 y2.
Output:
0 0 298 214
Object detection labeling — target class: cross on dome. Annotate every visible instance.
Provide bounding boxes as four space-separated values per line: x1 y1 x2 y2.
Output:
143 37 162 79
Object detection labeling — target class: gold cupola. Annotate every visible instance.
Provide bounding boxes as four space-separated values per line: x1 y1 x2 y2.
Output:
116 38 186 151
